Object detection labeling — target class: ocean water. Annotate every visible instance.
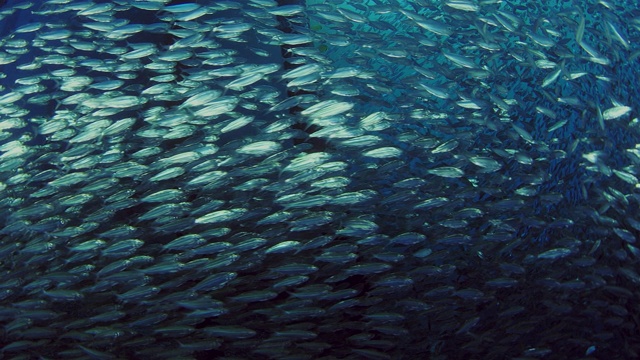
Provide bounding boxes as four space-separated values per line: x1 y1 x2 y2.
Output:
0 0 639 359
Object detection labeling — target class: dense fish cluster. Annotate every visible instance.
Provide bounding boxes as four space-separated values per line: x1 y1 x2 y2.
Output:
1 0 640 358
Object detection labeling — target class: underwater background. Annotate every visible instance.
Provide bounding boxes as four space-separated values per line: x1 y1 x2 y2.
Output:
0 0 639 358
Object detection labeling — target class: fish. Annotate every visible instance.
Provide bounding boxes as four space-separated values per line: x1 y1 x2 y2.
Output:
602 105 632 120
0 0 637 359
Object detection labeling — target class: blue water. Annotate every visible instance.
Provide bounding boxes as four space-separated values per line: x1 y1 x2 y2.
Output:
0 0 639 359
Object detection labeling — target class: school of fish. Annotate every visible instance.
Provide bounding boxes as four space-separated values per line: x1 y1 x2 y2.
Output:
0 0 639 358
